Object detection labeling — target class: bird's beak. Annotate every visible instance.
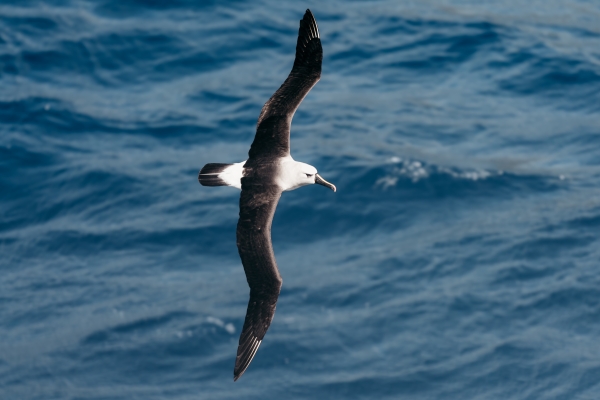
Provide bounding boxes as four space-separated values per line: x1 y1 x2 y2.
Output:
315 173 336 192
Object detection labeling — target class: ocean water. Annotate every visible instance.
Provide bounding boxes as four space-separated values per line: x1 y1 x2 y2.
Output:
2 0 600 398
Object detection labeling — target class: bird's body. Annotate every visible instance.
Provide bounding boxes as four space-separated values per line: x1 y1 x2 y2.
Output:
198 9 335 381
199 156 321 192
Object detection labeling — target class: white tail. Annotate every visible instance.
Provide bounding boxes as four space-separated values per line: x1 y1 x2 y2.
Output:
198 161 245 189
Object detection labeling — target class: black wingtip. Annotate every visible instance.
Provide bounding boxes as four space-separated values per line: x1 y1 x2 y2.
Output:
294 8 321 70
299 9 319 39
233 338 262 381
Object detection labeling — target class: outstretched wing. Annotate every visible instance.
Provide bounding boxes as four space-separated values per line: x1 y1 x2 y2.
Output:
248 9 322 160
234 177 283 381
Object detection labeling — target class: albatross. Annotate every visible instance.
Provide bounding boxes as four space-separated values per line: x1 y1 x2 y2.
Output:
198 9 335 381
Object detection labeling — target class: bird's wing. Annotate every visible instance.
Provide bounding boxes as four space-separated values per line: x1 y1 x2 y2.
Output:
234 179 283 381
248 9 322 160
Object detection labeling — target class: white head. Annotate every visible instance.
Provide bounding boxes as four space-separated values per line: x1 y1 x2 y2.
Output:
279 160 336 192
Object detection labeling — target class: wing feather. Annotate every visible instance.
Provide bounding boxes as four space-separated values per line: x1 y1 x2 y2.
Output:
248 9 322 159
233 8 323 381
234 176 283 381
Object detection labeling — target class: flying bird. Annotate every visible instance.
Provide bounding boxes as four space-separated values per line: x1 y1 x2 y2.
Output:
198 9 335 381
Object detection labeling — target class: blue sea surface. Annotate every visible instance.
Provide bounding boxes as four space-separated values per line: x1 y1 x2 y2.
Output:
2 0 600 398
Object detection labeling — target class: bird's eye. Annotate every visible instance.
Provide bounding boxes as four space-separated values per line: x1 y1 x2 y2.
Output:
306 174 313 178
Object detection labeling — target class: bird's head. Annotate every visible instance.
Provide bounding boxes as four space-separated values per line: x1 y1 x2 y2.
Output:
290 162 336 192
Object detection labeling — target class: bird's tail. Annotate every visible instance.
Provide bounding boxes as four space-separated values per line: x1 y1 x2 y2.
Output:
198 162 244 189
198 163 233 186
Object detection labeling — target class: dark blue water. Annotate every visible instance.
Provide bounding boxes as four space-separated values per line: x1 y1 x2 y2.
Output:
2 1 600 398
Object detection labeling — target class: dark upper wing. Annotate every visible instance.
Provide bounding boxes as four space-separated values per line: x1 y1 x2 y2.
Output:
248 9 322 160
234 177 283 381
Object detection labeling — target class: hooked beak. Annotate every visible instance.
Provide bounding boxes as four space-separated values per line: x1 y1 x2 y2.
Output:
315 173 336 192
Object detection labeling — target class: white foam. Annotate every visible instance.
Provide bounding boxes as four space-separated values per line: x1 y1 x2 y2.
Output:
377 157 498 188
206 316 235 334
